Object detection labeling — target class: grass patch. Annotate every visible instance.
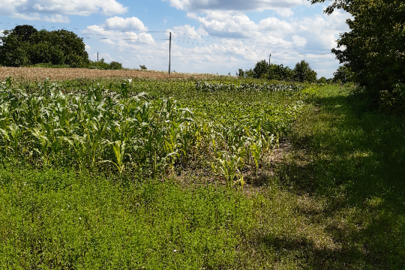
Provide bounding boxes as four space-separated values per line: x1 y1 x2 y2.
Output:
272 85 405 268
0 166 254 269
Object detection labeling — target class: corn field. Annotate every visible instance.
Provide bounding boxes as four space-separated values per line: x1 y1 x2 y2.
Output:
0 77 304 185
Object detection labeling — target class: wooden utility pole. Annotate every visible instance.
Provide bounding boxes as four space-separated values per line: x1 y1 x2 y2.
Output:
168 32 172 75
269 52 271 66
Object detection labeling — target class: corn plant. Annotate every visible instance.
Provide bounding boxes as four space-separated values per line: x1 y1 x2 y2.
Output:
0 77 305 187
214 151 245 187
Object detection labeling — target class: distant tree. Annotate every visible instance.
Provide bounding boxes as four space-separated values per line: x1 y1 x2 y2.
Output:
253 60 270 79
333 66 353 84
269 64 294 81
0 25 89 67
318 77 328 84
237 68 245 77
109 61 123 70
242 61 295 81
293 60 317 82
89 59 123 70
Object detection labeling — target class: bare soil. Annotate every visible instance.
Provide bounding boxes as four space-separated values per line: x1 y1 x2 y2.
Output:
0 67 216 81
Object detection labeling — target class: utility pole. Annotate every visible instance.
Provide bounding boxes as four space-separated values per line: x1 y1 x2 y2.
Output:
97 52 99 62
168 32 172 75
269 52 271 66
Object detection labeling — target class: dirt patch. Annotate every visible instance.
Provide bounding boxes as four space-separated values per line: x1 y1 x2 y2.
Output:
0 67 217 81
172 142 293 195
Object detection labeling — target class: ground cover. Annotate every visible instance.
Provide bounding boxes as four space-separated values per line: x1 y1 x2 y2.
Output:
0 73 403 268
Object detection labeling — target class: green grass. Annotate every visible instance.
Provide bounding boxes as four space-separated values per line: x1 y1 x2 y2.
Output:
272 85 405 268
0 166 255 269
0 78 404 269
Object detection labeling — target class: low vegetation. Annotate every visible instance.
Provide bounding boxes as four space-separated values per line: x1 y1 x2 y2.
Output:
0 74 403 268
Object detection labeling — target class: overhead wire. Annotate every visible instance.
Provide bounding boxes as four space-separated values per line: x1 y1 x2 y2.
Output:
0 20 335 66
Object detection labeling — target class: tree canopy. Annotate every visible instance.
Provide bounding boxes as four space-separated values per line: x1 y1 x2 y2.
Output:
0 25 89 67
241 59 317 83
293 60 317 83
311 0 405 110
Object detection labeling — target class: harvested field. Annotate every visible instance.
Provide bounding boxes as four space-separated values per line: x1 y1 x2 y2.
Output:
0 67 215 81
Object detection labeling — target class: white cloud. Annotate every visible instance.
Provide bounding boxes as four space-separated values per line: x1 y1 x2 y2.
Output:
259 17 294 35
292 35 307 47
84 17 155 46
170 25 207 40
95 10 348 77
190 11 258 38
0 0 127 22
79 1 350 78
165 0 305 12
105 16 148 32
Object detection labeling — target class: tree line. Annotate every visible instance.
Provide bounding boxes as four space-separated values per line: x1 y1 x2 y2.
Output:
238 60 320 83
0 25 122 70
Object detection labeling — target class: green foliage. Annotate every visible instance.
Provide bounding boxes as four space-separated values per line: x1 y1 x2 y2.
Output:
293 60 317 83
333 65 353 83
269 63 294 81
0 78 304 183
139 65 147 70
0 78 404 268
89 59 123 70
237 68 245 77
286 85 405 268
0 25 89 68
195 81 304 92
253 60 270 79
311 0 405 113
109 61 123 70
242 59 316 82
0 167 254 269
317 77 328 84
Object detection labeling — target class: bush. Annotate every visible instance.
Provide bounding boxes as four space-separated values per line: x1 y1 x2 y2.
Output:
109 61 123 70
89 59 123 70
379 84 405 115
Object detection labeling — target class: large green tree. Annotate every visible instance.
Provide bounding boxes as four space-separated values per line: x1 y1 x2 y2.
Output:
311 0 405 104
0 25 89 67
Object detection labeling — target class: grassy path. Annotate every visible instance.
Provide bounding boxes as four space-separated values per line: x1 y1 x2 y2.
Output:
272 85 405 268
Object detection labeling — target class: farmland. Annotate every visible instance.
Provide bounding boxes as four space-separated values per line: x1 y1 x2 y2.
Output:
0 69 404 269
0 67 215 81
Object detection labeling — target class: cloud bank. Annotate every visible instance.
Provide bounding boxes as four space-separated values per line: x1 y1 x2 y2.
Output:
0 0 127 22
165 0 305 11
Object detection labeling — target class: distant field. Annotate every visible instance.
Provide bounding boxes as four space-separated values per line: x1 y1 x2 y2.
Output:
0 67 215 80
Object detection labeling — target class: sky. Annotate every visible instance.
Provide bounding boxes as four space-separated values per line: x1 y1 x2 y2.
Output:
0 0 351 78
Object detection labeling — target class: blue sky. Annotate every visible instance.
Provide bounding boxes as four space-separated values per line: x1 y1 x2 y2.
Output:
0 0 350 78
